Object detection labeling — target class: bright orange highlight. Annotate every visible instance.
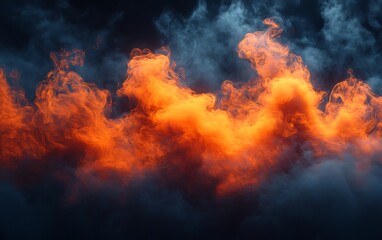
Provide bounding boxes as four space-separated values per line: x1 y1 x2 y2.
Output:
1 18 382 194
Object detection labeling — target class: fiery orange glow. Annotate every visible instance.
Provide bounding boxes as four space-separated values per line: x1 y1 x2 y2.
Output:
1 18 382 194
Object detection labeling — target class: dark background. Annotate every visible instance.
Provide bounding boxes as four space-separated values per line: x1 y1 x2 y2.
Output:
1 0 381 98
1 0 382 239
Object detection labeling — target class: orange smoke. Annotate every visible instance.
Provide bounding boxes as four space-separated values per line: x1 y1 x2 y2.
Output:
1 18 382 194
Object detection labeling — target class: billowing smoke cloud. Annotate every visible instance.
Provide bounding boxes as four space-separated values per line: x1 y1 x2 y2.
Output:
1 0 382 240
156 2 260 90
157 0 382 92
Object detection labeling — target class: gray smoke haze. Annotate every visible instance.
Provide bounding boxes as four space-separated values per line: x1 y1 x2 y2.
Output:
156 2 259 91
2 153 382 239
156 0 382 92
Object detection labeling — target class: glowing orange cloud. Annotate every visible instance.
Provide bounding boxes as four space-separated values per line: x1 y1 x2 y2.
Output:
1 18 381 194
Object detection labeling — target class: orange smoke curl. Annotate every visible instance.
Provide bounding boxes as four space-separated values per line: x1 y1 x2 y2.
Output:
1 18 382 194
